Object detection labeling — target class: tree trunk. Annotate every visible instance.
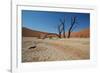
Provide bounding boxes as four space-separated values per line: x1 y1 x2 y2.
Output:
67 31 71 38
59 32 61 38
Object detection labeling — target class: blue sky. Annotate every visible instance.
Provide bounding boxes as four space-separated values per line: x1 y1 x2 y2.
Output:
22 10 90 33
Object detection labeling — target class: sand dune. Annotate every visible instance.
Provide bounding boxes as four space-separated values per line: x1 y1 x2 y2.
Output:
22 27 58 38
22 27 89 38
69 28 90 38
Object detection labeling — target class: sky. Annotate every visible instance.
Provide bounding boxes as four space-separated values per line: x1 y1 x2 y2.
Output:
22 10 90 33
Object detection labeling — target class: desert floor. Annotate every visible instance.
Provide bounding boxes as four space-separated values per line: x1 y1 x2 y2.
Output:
22 37 90 62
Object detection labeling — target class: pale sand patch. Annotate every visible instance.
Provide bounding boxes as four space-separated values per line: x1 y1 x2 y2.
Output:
22 37 90 62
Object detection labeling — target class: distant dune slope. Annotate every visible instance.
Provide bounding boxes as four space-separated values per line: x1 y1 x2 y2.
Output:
22 27 89 38
66 28 90 38
22 27 58 38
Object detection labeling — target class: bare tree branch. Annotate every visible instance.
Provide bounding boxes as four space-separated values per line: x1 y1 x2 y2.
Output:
71 21 79 32
59 17 66 38
67 16 79 38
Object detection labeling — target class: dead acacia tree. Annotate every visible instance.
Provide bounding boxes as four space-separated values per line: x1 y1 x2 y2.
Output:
57 17 66 38
67 16 79 38
59 17 66 38
58 23 62 38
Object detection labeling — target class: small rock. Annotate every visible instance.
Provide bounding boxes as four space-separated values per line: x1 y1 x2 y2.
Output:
28 45 37 49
